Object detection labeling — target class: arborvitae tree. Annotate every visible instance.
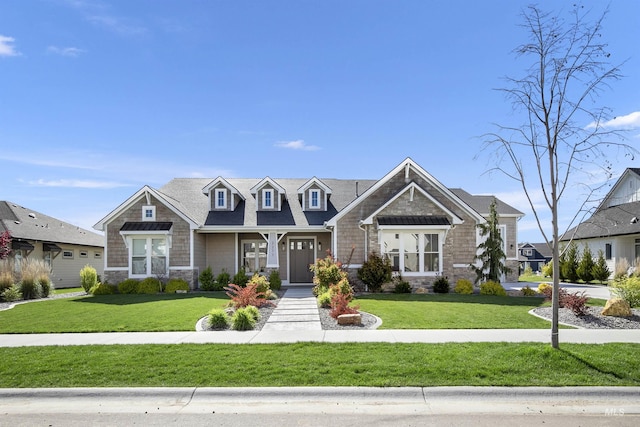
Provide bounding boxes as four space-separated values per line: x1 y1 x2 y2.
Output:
592 249 611 283
471 199 511 283
561 242 579 283
576 243 595 283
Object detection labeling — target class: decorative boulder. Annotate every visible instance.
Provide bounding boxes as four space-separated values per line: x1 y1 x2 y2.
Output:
337 313 362 326
415 287 429 294
601 298 632 317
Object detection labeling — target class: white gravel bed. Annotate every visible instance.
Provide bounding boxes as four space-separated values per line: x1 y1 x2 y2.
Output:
532 306 640 329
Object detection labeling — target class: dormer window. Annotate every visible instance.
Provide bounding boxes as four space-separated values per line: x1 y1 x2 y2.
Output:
310 189 320 209
142 205 156 221
263 189 273 209
215 189 226 209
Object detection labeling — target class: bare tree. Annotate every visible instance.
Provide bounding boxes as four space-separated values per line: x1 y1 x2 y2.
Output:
479 4 637 348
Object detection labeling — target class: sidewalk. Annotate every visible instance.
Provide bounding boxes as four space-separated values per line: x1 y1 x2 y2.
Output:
2 328 640 347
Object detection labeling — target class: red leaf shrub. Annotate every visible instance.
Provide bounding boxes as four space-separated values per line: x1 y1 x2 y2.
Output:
561 291 589 316
329 292 360 319
224 283 273 308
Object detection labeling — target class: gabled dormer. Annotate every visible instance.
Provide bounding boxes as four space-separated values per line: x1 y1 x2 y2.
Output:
202 177 244 211
298 177 332 211
250 177 286 211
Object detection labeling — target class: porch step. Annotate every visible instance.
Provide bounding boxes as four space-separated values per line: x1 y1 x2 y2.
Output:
262 286 321 331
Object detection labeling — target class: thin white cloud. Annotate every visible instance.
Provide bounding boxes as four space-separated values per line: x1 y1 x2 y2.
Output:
0 152 102 170
0 35 19 57
586 111 640 130
86 14 147 36
275 139 321 151
47 46 86 57
27 179 132 189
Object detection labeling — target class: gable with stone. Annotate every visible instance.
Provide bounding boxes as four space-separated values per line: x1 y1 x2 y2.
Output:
94 158 523 289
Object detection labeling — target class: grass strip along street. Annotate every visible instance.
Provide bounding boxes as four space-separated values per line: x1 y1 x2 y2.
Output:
1 343 639 387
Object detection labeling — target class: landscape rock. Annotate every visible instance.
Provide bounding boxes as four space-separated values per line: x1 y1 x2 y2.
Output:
601 298 632 317
415 287 429 294
337 313 361 325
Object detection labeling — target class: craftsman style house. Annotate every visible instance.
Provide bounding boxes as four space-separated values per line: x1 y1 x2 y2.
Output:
0 201 104 288
94 158 523 288
562 167 640 276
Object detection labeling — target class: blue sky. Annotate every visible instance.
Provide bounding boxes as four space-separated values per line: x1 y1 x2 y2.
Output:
1 0 639 244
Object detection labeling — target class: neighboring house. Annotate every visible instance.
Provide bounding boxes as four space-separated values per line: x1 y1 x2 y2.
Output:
0 201 104 288
94 158 524 289
518 242 552 273
562 168 640 276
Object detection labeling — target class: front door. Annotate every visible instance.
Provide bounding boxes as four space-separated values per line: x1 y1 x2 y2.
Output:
289 239 315 283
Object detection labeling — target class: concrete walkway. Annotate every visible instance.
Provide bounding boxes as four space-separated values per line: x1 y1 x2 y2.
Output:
503 282 612 300
261 286 321 331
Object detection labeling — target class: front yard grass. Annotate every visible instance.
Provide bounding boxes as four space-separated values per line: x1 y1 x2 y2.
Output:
0 293 229 333
0 342 638 387
355 293 564 329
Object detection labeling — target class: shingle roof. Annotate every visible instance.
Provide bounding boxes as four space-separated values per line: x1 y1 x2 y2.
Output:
562 201 640 240
0 201 104 247
449 189 524 216
156 178 524 229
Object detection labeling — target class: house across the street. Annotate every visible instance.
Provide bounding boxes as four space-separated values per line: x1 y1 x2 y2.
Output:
0 201 104 288
562 167 640 277
518 242 552 273
94 158 524 289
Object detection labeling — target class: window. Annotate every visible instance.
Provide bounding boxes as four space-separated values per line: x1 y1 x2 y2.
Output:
605 243 612 260
215 189 226 209
62 250 73 259
523 249 533 256
242 240 268 273
80 251 88 258
131 237 167 276
94 252 102 259
381 232 441 274
262 189 274 209
310 189 320 209
142 205 156 221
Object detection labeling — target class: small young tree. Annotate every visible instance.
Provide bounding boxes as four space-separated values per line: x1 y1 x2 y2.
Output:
576 243 595 283
471 199 510 283
561 243 579 283
0 231 11 260
357 252 392 292
592 249 611 283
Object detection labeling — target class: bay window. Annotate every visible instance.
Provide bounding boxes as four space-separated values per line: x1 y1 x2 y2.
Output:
381 231 442 274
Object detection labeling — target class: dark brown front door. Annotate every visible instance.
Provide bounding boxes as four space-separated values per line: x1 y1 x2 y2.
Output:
289 239 315 283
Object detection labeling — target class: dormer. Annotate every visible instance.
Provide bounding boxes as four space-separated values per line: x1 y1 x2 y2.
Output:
202 177 244 211
250 177 286 211
298 177 332 211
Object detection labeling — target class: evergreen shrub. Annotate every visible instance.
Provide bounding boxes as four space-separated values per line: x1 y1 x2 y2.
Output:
454 279 473 294
90 283 116 295
268 270 282 291
432 276 450 293
357 252 392 293
1 284 21 302
165 278 189 293
118 278 139 294
479 280 506 296
233 268 249 287
138 277 161 294
80 265 98 293
199 266 216 291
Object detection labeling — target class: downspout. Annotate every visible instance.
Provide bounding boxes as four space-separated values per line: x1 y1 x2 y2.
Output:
358 220 367 261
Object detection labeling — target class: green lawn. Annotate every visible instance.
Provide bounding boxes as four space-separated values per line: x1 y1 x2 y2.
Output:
1 343 638 387
0 293 230 333
355 293 562 329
